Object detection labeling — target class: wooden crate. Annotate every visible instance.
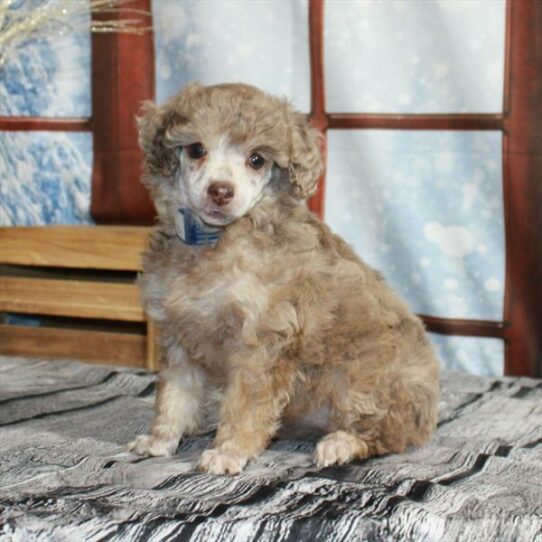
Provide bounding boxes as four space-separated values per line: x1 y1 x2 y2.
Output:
0 226 158 371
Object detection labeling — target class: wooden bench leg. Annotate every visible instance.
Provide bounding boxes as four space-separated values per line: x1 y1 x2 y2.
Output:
145 318 159 372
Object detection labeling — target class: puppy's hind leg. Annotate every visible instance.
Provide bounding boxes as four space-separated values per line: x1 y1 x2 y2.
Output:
315 356 439 468
128 358 205 457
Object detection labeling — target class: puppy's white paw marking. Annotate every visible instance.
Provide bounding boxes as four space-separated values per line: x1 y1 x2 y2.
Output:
126 434 178 457
197 448 248 476
314 432 359 467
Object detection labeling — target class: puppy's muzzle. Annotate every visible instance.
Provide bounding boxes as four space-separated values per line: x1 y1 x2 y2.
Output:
207 182 234 206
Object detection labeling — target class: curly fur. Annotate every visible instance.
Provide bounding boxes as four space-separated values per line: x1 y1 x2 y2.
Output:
128 83 439 474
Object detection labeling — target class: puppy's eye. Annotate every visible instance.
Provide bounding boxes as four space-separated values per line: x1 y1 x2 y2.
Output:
186 142 207 159
248 153 265 170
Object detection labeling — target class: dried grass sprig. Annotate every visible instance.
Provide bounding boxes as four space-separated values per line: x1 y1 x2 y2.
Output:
0 0 151 66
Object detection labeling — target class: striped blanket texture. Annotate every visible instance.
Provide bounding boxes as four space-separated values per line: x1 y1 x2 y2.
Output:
0 356 541 542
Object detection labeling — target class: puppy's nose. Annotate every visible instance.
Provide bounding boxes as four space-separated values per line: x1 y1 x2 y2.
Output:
207 182 235 206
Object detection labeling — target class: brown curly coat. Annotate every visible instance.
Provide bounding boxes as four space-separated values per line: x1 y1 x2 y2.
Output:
128 83 439 475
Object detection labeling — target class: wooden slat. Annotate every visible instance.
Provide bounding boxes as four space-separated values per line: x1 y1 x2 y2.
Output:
308 0 326 131
0 324 146 367
307 0 327 219
0 226 151 271
327 113 505 131
420 315 506 339
0 277 144 322
0 116 91 132
501 0 542 377
91 0 156 224
145 318 159 372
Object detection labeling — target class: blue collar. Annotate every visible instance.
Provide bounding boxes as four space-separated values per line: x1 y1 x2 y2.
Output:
175 208 222 246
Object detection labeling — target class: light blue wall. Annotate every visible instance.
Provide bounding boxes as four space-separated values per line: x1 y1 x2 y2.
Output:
324 0 505 113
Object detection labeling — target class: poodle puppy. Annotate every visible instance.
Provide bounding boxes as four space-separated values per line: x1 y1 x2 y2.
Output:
128 83 439 475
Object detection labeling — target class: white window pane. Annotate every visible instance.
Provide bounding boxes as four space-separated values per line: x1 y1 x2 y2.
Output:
325 130 504 322
430 334 504 376
0 3 91 117
325 0 506 113
0 131 93 225
153 0 310 111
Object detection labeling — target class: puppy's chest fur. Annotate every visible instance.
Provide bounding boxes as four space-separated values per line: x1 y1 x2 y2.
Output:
145 238 270 363
173 264 267 333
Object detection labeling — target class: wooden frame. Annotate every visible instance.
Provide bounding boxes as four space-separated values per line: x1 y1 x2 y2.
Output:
0 117 91 132
501 0 542 377
306 0 541 377
90 0 156 224
1 0 539 376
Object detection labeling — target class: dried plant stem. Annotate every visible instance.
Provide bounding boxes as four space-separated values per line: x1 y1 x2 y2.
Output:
0 0 151 66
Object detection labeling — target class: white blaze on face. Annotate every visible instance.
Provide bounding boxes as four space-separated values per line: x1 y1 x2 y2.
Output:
177 136 274 226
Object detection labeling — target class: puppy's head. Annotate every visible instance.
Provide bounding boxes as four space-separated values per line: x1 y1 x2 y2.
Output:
138 83 323 227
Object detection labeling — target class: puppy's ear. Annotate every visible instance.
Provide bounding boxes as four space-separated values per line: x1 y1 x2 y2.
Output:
137 101 182 178
288 114 324 199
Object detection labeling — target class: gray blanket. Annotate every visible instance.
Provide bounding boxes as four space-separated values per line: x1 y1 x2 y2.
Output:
0 356 541 542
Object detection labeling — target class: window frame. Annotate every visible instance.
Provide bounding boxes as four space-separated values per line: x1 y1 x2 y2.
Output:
307 0 541 377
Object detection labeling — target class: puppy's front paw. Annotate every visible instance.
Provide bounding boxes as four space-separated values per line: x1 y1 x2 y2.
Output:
127 434 179 457
197 448 248 475
314 431 362 467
